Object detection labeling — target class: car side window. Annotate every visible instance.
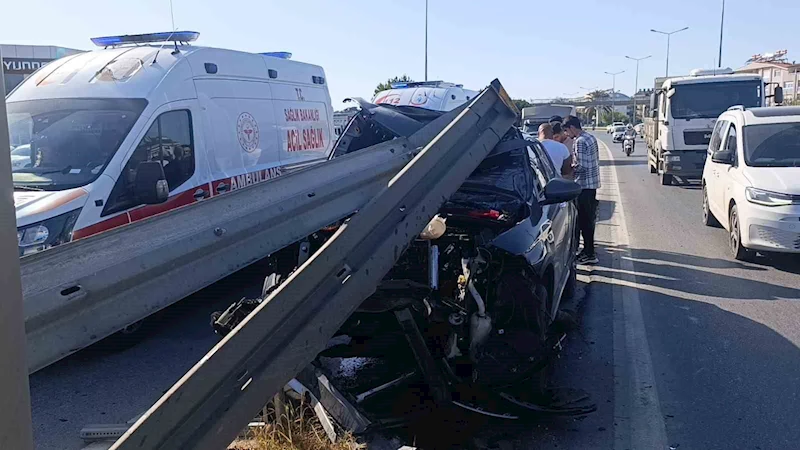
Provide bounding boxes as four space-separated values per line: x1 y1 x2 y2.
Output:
527 143 551 201
533 141 558 180
103 110 195 216
708 120 727 155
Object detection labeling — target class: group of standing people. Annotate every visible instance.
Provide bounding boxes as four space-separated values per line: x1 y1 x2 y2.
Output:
537 116 600 265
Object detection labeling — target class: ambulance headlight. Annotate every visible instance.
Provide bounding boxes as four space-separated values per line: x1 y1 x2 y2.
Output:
17 208 82 257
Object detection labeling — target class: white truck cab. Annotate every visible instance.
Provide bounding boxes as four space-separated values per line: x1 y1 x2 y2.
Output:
372 81 479 112
8 31 334 256
646 68 765 185
702 105 800 259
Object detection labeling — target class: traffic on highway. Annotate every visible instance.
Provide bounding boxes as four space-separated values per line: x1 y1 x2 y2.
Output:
2 4 800 450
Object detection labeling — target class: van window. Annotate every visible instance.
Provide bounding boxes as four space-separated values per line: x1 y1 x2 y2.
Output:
103 110 194 216
724 124 738 154
708 120 727 154
7 98 147 191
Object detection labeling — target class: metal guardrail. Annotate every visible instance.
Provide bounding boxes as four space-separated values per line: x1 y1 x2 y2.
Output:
109 79 517 450
22 136 419 373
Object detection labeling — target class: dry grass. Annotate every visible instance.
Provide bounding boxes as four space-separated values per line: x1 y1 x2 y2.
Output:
228 397 365 450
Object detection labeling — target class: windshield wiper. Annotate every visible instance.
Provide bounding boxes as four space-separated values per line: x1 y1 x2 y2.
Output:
13 184 44 191
31 165 74 176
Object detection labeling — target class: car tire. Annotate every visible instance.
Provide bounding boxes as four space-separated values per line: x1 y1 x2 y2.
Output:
562 263 577 300
702 185 721 227
729 204 752 261
101 318 150 350
660 173 673 186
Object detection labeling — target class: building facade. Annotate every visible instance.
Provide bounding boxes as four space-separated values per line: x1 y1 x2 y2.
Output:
735 61 800 106
2 44 83 95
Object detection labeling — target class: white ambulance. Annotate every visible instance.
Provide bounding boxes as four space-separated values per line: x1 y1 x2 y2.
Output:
372 81 479 112
7 31 334 256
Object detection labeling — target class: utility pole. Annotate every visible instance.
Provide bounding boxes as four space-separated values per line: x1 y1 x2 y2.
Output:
424 0 428 81
626 55 651 123
718 0 725 67
605 70 625 124
0 48 35 450
651 27 688 77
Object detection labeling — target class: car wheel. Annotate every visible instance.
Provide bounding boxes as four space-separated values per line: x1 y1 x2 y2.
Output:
702 185 721 227
101 318 150 350
729 204 752 261
562 263 577 300
660 173 673 186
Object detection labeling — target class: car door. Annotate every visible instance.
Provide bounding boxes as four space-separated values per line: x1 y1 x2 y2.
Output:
716 122 739 228
705 119 728 219
527 141 571 315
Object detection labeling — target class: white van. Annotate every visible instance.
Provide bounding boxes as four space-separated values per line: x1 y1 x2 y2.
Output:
8 31 334 256
372 81 479 112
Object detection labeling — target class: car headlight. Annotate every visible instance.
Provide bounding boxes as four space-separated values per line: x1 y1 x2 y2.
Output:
17 208 82 257
745 187 793 207
666 155 681 162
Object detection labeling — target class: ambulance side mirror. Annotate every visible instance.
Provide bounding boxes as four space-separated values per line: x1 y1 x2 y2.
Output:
134 161 169 204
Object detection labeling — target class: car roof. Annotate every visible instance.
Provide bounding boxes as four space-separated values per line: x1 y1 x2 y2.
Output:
722 106 800 126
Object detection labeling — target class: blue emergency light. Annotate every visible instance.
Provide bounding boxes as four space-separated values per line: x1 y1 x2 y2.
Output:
90 31 200 47
390 80 451 89
259 52 292 59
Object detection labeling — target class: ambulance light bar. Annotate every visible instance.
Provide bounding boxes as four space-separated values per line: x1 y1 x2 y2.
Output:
259 52 292 59
91 31 200 47
390 80 462 89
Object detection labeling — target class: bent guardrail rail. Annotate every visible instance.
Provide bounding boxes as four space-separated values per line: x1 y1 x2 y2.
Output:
21 135 419 373
109 79 517 450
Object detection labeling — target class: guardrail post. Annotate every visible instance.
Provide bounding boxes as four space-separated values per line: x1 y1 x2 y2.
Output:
0 49 35 450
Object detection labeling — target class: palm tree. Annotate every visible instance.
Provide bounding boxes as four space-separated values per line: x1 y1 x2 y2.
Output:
582 90 612 125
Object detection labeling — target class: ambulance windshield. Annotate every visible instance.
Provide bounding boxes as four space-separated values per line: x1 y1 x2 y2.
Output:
7 98 147 191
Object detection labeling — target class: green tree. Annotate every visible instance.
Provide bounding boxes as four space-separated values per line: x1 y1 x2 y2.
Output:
512 98 533 111
600 111 630 125
583 90 612 125
374 75 414 95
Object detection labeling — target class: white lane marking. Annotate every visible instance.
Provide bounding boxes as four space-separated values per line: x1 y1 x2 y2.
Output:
595 138 669 450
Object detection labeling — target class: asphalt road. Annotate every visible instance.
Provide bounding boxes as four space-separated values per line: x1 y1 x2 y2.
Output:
28 131 800 450
591 132 800 450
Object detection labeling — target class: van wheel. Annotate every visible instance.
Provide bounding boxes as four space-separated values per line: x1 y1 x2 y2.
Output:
702 185 721 227
729 205 752 261
660 173 673 186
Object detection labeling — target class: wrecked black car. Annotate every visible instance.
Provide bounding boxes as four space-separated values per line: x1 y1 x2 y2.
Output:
212 98 593 431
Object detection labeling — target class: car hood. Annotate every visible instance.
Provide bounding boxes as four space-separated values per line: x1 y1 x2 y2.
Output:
743 167 800 195
14 189 88 227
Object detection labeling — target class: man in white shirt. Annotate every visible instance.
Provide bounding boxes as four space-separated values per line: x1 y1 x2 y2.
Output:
538 123 573 178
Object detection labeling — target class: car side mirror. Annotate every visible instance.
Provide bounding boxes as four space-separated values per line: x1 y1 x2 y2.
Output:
134 161 169 204
711 150 734 165
540 178 582 205
774 86 784 104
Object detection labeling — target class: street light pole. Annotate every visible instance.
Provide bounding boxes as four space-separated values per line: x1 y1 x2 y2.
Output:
424 0 428 81
651 27 688 77
626 55 652 123
605 70 625 124
718 0 725 67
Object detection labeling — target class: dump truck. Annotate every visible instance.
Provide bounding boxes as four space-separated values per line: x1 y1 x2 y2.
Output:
643 68 769 186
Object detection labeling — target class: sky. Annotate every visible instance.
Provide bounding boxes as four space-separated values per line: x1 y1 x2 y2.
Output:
3 0 799 109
